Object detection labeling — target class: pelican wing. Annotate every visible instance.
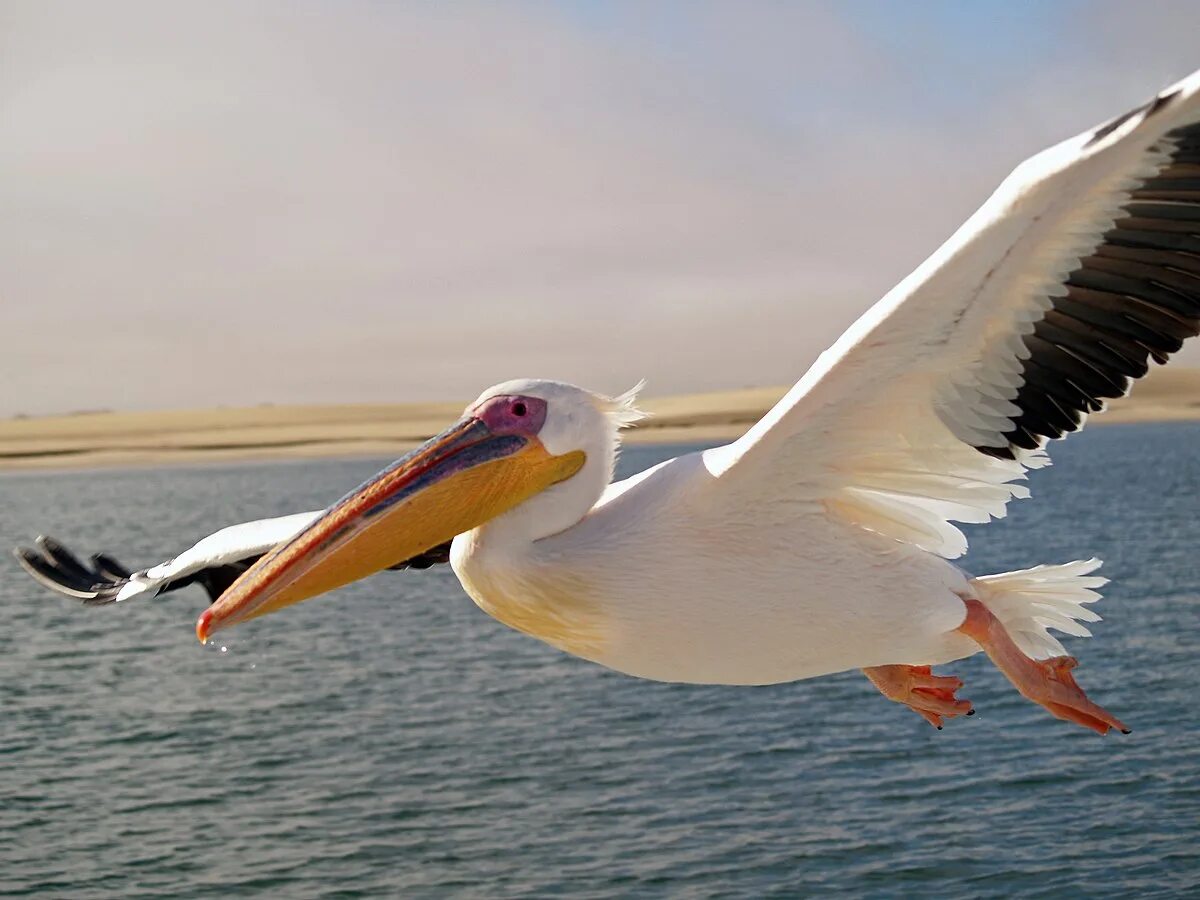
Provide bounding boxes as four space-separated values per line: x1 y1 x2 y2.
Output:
714 70 1200 559
14 514 452 606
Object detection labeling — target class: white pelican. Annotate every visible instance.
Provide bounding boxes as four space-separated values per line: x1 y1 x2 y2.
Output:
17 69 1200 735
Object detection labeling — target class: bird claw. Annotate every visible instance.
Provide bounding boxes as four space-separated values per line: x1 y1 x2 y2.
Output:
863 664 974 730
957 599 1129 736
1022 655 1130 735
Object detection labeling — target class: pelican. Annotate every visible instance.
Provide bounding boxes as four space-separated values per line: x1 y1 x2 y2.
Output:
17 69 1200 735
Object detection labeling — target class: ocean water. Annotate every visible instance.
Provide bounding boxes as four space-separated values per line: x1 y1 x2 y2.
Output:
1 424 1198 898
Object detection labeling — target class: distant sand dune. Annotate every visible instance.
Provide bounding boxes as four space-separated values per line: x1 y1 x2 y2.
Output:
3 369 1198 471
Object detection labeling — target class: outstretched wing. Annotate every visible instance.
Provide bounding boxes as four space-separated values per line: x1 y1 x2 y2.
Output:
14 512 453 606
711 70 1200 558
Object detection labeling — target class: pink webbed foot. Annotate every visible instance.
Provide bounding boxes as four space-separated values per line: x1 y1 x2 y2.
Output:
956 598 1129 736
863 664 974 730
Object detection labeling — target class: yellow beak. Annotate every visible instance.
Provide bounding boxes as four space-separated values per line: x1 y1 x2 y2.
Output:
196 417 585 643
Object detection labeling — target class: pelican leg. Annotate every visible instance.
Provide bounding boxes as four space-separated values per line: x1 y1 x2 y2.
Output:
956 599 1130 735
862 664 974 730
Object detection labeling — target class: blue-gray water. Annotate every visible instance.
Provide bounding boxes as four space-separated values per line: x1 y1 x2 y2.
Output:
2 424 1199 898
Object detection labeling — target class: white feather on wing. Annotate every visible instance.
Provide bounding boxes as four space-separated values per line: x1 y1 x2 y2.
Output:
115 511 323 601
708 70 1200 559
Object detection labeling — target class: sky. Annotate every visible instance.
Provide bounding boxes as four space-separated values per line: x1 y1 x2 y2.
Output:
3 1 1200 416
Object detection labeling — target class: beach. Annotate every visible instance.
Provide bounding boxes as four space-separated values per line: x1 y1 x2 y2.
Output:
3 368 1199 472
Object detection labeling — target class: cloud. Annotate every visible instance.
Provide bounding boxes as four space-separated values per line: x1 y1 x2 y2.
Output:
2 1 1198 414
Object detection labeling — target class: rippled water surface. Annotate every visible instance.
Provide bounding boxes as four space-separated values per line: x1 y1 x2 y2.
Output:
3 425 1199 897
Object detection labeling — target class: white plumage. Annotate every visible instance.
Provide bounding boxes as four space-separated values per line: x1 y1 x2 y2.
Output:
18 68 1200 733
112 512 320 603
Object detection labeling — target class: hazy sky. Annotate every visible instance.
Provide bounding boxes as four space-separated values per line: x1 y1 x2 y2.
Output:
3 1 1199 415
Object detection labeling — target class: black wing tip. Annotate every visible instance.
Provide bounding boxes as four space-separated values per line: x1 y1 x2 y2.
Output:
1086 86 1183 148
974 120 1200 459
12 536 124 603
36 534 75 559
1148 86 1183 118
91 552 132 580
15 537 263 606
12 545 47 580
974 444 1017 461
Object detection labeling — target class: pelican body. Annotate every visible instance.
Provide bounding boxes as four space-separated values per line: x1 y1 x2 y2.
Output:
452 400 973 687
19 69 1200 734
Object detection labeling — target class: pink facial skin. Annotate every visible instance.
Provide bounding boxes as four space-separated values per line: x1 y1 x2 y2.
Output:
471 395 548 437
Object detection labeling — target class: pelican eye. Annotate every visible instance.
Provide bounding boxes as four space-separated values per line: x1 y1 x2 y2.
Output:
474 393 546 434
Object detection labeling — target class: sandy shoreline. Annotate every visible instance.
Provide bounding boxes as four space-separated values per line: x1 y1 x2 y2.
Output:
3 370 1198 473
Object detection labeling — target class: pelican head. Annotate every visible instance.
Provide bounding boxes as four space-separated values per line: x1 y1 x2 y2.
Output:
196 379 643 642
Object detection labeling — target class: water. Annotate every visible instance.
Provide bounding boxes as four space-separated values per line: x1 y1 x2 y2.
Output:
2 425 1198 898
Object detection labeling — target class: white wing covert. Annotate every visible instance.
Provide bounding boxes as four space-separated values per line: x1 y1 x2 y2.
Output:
14 512 322 604
14 511 459 605
711 70 1200 559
